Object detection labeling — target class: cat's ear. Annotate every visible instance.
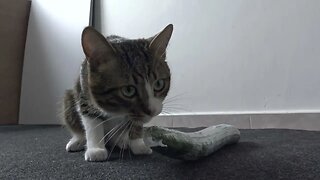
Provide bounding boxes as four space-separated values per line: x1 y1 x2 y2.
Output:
149 24 173 59
81 26 116 63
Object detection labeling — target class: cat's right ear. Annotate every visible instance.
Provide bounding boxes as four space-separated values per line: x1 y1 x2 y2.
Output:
149 24 173 59
81 26 116 65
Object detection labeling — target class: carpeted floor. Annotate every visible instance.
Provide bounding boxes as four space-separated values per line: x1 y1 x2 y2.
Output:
0 125 319 180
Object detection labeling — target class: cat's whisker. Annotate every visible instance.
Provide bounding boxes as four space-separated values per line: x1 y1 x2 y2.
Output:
120 121 131 160
163 98 186 104
163 106 190 111
160 110 172 115
103 119 128 145
119 128 128 161
163 102 188 108
86 117 107 133
163 93 188 102
87 113 105 131
124 125 132 161
107 121 131 161
120 141 125 161
160 108 171 113
58 103 76 118
162 105 192 115
124 121 134 160
99 119 128 145
162 98 186 105
163 105 190 111
163 100 187 106
163 107 190 112
104 120 129 151
98 122 122 144
127 122 133 161
99 126 118 144
89 115 125 134
160 112 174 116
163 102 189 109
119 125 127 161
164 96 187 103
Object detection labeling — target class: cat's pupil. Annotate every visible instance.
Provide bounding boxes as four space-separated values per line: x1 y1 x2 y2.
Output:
154 79 165 91
122 86 136 98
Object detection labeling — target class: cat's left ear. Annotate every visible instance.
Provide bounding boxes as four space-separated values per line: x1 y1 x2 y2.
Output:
149 24 173 59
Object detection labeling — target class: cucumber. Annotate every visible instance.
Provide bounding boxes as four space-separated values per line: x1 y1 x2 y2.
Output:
144 124 240 160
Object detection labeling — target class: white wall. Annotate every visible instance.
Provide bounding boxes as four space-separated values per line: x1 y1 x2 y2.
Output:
99 0 320 115
19 0 320 125
19 0 91 124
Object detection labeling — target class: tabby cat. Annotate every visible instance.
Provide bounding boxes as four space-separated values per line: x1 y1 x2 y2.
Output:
63 24 173 161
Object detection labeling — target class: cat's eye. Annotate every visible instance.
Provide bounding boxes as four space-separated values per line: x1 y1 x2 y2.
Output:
121 86 136 98
153 79 165 92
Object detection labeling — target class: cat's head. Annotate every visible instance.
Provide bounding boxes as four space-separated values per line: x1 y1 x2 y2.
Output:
81 25 173 123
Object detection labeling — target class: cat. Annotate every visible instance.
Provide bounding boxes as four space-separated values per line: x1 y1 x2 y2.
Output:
62 24 173 162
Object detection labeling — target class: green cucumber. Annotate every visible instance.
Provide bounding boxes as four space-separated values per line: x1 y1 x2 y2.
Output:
144 124 240 160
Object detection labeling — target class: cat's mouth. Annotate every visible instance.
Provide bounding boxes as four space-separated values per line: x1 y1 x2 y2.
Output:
129 115 153 124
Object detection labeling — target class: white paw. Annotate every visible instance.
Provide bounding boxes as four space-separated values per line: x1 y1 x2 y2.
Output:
130 138 153 155
85 148 109 162
66 138 85 152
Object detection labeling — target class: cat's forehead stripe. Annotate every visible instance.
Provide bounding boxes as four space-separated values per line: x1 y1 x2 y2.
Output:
110 40 151 66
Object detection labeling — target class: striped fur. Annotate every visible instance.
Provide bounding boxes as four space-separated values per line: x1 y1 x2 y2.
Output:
63 25 173 160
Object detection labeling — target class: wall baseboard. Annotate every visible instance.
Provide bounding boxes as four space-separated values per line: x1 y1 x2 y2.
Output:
145 113 320 131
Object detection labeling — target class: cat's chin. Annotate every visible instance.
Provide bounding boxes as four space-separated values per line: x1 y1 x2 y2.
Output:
130 115 153 125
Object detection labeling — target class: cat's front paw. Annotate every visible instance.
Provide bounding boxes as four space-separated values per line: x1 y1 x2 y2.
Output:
66 137 85 152
85 148 108 162
130 138 153 155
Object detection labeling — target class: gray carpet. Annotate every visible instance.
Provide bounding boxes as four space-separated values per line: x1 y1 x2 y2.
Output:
0 125 319 180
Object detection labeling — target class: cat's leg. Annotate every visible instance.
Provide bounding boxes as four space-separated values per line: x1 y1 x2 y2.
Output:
82 116 109 162
66 133 86 152
116 130 129 150
63 90 86 152
129 124 152 155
